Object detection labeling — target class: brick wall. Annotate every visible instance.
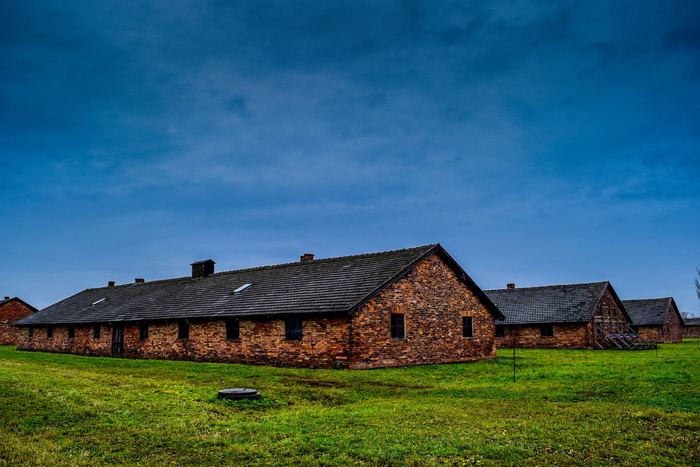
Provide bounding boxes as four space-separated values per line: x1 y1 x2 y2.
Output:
496 323 591 349
636 307 683 343
347 254 496 368
0 300 35 345
15 254 498 368
16 319 350 368
682 326 700 338
16 324 114 356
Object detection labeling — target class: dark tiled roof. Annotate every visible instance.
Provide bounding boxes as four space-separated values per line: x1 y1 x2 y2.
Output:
622 298 679 326
485 282 615 325
684 317 700 326
15 244 502 326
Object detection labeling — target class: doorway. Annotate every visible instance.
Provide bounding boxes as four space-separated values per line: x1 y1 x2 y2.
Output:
112 325 124 356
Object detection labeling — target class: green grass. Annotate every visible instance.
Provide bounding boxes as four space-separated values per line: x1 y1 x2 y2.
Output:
1 342 699 466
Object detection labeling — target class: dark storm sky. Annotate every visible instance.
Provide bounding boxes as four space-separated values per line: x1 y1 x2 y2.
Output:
1 1 699 313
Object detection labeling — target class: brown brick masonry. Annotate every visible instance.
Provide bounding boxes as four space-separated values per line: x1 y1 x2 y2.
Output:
0 300 35 345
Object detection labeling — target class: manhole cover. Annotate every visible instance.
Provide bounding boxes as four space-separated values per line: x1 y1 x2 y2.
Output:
217 388 261 400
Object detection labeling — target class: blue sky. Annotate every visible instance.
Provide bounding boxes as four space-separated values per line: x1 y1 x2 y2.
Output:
2 1 699 315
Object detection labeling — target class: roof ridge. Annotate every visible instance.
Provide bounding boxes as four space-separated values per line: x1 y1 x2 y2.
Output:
622 297 673 302
83 244 440 290
190 244 439 278
484 281 609 292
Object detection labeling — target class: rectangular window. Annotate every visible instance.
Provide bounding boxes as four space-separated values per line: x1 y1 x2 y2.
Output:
226 318 240 340
28 326 34 339
285 315 302 340
495 325 505 338
47 326 53 339
462 316 474 338
540 324 554 337
68 325 75 339
178 320 189 340
139 323 149 340
390 313 405 339
93 325 101 339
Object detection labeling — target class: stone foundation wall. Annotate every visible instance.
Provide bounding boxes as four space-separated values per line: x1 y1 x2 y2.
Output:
0 300 35 345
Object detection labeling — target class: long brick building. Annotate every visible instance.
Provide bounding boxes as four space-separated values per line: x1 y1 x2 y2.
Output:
485 282 654 350
0 297 37 345
13 244 504 368
622 297 684 343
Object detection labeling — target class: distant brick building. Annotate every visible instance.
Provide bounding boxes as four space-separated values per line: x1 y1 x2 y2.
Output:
0 297 37 345
682 318 700 338
13 244 504 368
622 298 684 343
485 282 654 350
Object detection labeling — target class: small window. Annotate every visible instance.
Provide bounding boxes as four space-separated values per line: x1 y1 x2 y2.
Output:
139 323 149 340
540 324 554 337
495 325 505 338
28 326 34 339
47 326 53 339
226 318 240 340
390 313 405 339
233 283 252 294
462 316 474 338
68 325 75 339
285 315 302 341
178 320 189 340
93 325 101 339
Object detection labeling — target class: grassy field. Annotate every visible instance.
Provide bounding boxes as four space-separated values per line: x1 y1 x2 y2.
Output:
1 342 699 466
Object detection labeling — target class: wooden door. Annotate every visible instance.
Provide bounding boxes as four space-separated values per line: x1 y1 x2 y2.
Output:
112 325 124 356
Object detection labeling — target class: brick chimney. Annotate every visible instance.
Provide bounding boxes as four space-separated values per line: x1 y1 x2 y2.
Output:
191 259 215 278
108 281 115 287
300 253 314 262
135 278 145 284
507 283 515 289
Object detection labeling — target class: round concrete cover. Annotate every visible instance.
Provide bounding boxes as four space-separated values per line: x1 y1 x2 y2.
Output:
218 388 261 400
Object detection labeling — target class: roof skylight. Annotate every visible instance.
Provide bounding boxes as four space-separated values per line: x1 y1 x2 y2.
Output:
233 283 252 295
91 298 106 306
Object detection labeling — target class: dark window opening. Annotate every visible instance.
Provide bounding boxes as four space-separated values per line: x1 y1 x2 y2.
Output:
540 324 554 337
28 326 33 339
390 313 405 339
68 325 75 339
47 326 53 339
495 325 505 338
285 315 302 340
178 320 189 340
226 318 240 340
462 316 474 338
139 323 149 340
93 325 101 339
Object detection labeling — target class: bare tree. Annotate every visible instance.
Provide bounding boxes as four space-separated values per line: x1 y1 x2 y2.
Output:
697 268 700 304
